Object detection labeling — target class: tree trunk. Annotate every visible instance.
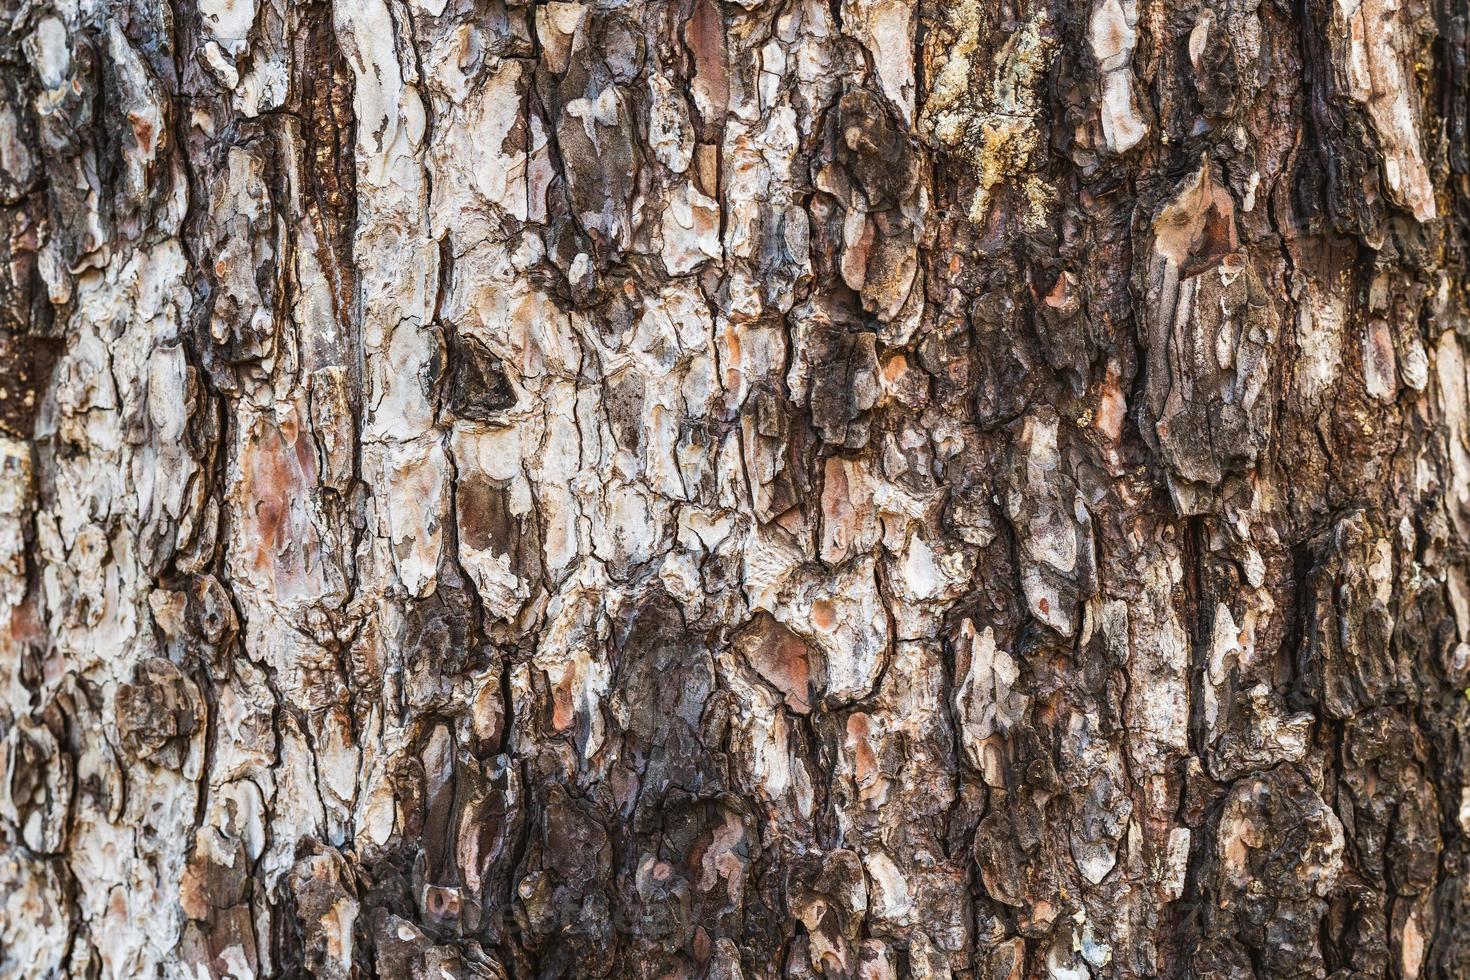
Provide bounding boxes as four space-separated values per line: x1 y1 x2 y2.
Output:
2 0 1469 976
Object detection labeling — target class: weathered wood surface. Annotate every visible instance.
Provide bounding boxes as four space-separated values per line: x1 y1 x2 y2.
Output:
2 0 1470 976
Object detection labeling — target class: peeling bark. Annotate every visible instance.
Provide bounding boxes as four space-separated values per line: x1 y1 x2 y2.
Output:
4 0 1470 977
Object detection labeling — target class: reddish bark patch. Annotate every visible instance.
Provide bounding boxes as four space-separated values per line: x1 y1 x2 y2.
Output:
237 403 323 601
733 612 815 713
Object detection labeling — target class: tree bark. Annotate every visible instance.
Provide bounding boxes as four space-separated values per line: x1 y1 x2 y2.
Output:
2 0 1470 976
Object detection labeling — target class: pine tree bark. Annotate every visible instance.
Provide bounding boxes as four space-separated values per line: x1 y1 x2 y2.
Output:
2 0 1470 976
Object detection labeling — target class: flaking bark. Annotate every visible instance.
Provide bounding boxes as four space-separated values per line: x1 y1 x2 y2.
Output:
2 0 1470 977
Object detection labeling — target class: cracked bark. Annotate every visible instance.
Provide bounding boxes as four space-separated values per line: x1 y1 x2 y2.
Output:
3 0 1470 977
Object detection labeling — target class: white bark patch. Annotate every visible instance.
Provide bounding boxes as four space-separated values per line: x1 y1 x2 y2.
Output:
842 0 915 122
863 850 913 925
199 0 258 56
428 62 528 231
1363 319 1398 401
0 438 31 611
26 18 71 90
1090 0 1146 152
1296 283 1347 407
661 181 722 275
1438 332 1470 544
1334 0 1437 220
952 620 1025 769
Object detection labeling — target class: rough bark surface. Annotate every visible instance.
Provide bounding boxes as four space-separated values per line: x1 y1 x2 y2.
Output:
3 0 1470 976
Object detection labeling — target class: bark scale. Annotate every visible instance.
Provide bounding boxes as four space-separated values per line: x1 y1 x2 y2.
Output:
1 0 1469 977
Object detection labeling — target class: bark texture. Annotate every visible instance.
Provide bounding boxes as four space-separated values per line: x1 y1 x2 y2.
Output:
3 0 1470 976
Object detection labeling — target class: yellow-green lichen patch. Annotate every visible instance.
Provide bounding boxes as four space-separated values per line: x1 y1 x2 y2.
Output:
921 8 1056 224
